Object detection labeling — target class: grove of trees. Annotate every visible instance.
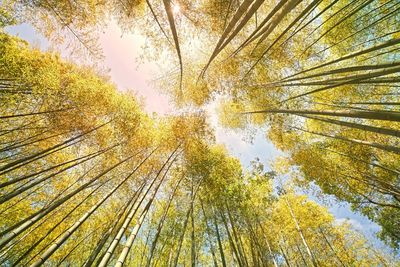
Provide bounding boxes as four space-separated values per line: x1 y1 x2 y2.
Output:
1 0 400 265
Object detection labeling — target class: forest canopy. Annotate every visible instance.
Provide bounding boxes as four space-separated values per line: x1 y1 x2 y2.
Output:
1 0 400 266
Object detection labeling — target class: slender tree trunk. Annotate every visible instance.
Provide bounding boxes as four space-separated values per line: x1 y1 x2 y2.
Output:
29 151 152 266
283 62 400 83
219 209 243 267
0 108 72 120
0 182 46 217
162 0 183 90
0 152 101 204
0 216 49 265
245 219 269 267
83 195 136 267
256 219 278 267
219 0 266 54
317 3 400 55
320 147 400 175
295 242 308 266
97 181 148 267
0 129 53 153
93 183 146 267
244 108 400 122
55 230 95 266
284 37 400 80
0 138 83 176
285 65 400 101
146 174 184 267
114 153 178 267
259 0 322 57
213 212 227 267
199 198 219 267
236 0 287 53
145 0 172 45
0 142 120 189
303 0 375 54
114 203 151 267
98 147 179 267
11 182 103 266
280 244 292 267
0 155 132 250
190 181 196 267
319 227 346 267
172 180 202 267
0 121 111 174
283 195 318 267
172 201 192 267
293 126 400 155
202 0 255 74
225 203 248 266
301 114 400 138
280 0 339 50
254 0 301 44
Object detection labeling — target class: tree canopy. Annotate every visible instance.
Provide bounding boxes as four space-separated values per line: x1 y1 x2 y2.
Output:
1 0 400 265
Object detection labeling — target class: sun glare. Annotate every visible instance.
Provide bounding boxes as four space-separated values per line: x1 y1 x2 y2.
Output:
172 4 181 14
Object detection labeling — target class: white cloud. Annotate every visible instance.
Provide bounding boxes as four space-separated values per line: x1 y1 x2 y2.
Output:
335 218 364 231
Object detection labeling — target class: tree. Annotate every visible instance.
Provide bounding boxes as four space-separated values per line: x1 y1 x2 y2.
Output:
2 0 400 263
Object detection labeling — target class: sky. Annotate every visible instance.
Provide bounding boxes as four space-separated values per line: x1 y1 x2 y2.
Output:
5 21 391 252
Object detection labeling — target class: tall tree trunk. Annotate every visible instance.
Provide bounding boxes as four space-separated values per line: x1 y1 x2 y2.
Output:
145 0 172 45
283 62 400 84
213 211 227 267
55 230 95 266
283 195 318 267
280 244 292 267
319 227 346 267
0 138 83 176
0 108 72 120
258 0 322 57
0 121 110 173
293 126 400 155
162 0 183 91
0 155 132 250
114 153 178 267
199 198 218 267
190 181 196 267
0 151 101 204
302 0 375 54
219 209 243 267
202 0 255 74
236 0 288 53
172 202 192 267
256 219 278 267
0 142 120 189
97 147 178 267
146 174 184 267
114 202 151 267
30 151 152 266
83 196 136 267
285 65 400 101
301 114 400 138
172 180 202 267
0 129 60 153
280 0 339 50
11 182 103 266
244 108 400 122
284 37 400 80
320 147 400 175
295 242 308 267
225 203 248 266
